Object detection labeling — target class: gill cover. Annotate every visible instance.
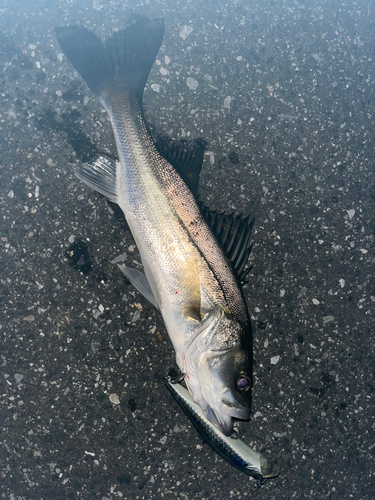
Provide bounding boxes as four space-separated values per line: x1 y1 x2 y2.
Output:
184 308 252 435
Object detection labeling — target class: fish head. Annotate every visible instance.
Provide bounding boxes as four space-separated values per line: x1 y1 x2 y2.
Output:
184 308 253 435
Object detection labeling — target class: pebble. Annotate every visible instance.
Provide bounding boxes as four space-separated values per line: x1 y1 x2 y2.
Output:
347 209 355 219
151 84 160 93
23 315 35 322
186 77 198 90
132 310 141 322
109 393 120 405
270 355 280 365
179 25 193 40
224 96 232 109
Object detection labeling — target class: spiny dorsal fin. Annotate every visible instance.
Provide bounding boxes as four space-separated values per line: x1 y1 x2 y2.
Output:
200 204 255 286
154 137 207 198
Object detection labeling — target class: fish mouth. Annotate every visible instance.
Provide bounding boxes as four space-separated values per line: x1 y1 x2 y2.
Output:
222 398 250 420
205 398 250 436
205 405 234 436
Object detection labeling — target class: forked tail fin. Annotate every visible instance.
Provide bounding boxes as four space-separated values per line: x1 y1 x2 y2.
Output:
55 16 165 105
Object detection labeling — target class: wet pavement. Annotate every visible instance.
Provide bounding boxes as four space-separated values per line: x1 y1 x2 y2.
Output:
1 0 374 499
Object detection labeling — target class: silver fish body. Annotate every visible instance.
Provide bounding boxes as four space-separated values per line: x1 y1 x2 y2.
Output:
56 17 254 435
165 378 280 481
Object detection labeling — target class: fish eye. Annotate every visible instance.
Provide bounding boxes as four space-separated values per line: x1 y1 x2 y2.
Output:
236 373 251 391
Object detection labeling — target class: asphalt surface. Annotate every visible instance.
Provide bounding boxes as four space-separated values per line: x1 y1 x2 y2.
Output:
1 0 374 499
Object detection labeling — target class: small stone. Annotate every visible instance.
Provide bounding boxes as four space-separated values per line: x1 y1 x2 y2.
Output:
339 279 345 288
270 355 280 365
109 393 120 405
132 310 141 322
204 151 215 165
14 374 24 383
92 0 103 10
347 209 355 219
179 25 193 40
92 309 101 319
111 252 127 264
151 84 160 93
186 77 198 90
7 190 14 198
159 67 169 76
224 96 232 109
323 315 334 324
312 53 323 62
312 298 320 305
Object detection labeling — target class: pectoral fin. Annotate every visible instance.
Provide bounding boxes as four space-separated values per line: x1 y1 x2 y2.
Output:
75 154 118 203
183 306 201 322
117 263 159 310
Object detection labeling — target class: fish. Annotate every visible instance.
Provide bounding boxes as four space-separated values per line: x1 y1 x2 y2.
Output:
55 16 255 436
164 377 280 482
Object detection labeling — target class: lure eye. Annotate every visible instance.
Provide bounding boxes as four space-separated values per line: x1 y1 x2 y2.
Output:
236 374 251 391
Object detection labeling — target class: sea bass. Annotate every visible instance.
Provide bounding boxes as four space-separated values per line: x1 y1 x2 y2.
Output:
56 16 255 436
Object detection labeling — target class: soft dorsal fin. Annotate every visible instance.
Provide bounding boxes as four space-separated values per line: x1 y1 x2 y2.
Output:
200 204 255 286
154 137 206 198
